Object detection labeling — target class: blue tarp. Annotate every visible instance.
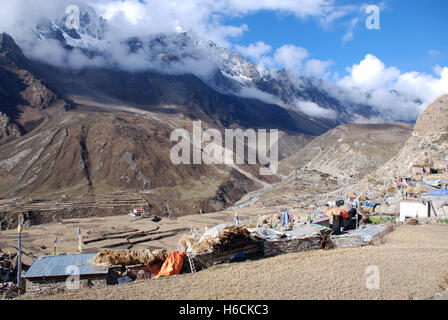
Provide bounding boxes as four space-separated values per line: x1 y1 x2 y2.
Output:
282 210 290 226
361 202 378 207
429 189 448 196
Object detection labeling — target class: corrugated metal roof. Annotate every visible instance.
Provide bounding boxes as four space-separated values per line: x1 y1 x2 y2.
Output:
24 253 108 279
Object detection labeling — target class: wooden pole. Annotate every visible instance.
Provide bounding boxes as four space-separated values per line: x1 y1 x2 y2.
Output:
17 222 23 290
78 228 83 253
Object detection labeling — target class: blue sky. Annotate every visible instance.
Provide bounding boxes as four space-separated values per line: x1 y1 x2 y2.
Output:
225 0 448 76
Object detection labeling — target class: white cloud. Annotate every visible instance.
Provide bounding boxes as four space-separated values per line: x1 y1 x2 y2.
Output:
0 0 358 76
342 17 359 42
339 54 400 90
236 87 284 106
294 100 337 119
96 1 146 24
0 0 352 49
328 54 448 121
273 44 309 75
429 49 440 56
234 41 272 61
220 0 337 19
304 59 333 77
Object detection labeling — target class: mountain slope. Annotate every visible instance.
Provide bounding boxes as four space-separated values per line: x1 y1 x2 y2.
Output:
368 94 448 181
1 33 303 227
0 33 65 143
30 60 330 136
279 122 413 182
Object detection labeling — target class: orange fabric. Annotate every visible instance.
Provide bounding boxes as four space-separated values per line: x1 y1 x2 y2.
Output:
333 208 350 220
154 251 187 279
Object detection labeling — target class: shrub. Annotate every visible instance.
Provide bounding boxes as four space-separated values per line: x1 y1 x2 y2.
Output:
367 216 396 224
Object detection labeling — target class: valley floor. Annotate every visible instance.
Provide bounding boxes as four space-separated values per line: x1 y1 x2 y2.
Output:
29 224 448 300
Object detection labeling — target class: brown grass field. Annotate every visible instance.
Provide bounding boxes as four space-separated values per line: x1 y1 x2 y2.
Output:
28 224 448 300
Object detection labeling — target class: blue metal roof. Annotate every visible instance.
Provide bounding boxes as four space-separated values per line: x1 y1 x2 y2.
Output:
24 253 108 279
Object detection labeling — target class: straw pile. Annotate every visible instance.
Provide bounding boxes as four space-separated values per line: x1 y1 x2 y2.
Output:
209 226 254 253
359 195 369 202
406 186 426 195
92 249 168 267
178 234 195 252
258 213 284 227
259 215 270 225
184 226 255 253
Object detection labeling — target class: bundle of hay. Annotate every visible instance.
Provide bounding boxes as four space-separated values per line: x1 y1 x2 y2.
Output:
178 234 195 252
178 233 215 253
387 187 396 194
259 215 270 225
359 195 369 202
92 249 167 268
210 226 254 253
186 226 254 253
257 213 282 227
407 187 426 195
361 206 375 213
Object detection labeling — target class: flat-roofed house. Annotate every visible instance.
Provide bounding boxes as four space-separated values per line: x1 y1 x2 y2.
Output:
23 253 109 296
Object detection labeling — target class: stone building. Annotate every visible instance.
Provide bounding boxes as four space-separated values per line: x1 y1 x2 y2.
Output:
411 163 433 177
23 253 110 296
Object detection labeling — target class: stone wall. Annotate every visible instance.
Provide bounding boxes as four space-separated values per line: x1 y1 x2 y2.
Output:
330 234 364 249
330 223 394 248
25 275 107 297
261 233 323 257
182 243 261 272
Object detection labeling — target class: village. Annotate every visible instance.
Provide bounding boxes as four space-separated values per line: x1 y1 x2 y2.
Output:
1 156 448 299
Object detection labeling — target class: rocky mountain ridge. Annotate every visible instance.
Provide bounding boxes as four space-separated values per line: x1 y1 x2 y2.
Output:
30 6 386 127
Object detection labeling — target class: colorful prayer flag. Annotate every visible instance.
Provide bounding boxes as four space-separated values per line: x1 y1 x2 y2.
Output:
52 238 57 256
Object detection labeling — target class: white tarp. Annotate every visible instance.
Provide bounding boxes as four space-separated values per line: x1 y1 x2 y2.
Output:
423 179 448 187
198 221 235 243
247 227 288 240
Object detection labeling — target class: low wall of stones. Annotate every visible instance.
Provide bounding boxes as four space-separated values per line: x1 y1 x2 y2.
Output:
330 234 364 249
182 243 261 273
261 233 324 257
330 223 395 249
25 275 107 297
183 231 333 270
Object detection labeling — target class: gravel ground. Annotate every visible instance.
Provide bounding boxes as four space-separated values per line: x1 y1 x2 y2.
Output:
31 224 448 300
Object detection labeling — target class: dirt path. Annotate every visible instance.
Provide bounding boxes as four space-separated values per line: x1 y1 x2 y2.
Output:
32 224 448 300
